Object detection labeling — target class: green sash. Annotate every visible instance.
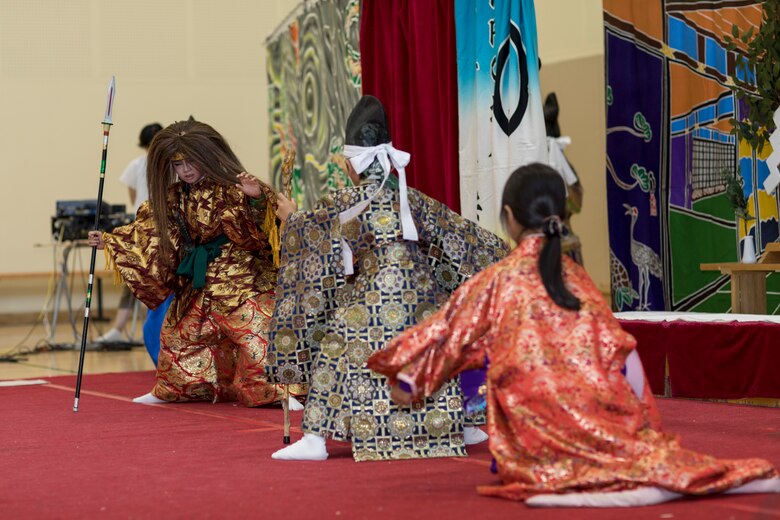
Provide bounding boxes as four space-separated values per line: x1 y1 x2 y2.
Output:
176 234 230 289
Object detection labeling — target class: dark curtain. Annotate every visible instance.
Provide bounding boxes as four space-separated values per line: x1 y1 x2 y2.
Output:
360 0 461 212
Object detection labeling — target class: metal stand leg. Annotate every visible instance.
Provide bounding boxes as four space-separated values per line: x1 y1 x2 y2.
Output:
94 278 108 322
128 298 141 341
46 243 76 343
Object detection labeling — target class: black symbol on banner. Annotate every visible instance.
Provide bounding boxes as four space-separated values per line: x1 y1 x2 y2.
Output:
492 22 529 136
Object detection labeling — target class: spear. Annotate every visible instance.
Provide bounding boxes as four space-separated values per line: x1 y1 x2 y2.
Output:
73 76 116 412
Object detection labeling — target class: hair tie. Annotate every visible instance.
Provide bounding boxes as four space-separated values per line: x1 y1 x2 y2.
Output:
543 215 562 237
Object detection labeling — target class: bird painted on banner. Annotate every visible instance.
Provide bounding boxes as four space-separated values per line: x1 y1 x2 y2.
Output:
623 204 662 310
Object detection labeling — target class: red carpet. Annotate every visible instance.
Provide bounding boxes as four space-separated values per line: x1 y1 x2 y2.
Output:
1 371 779 519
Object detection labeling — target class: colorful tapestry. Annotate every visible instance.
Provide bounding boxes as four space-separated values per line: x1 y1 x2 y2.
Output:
454 0 547 235
604 1 779 314
266 0 362 210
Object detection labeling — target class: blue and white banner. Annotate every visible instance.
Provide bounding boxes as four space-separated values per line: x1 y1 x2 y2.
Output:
455 0 547 233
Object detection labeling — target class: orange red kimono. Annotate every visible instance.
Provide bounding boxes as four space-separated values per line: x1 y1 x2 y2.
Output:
368 236 777 500
102 179 298 406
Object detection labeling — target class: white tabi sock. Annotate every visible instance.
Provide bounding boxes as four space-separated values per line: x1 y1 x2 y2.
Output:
271 433 328 461
464 426 488 445
526 486 682 508
132 392 167 404
287 396 304 411
725 477 780 494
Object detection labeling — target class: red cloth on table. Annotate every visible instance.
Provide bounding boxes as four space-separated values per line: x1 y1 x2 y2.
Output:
619 319 780 399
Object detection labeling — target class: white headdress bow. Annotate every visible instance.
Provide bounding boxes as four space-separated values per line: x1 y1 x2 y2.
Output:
339 142 418 275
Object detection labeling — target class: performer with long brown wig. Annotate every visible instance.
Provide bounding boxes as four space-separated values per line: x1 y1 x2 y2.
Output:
368 163 779 506
88 119 304 407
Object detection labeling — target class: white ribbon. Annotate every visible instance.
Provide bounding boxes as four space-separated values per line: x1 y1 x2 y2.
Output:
339 142 418 275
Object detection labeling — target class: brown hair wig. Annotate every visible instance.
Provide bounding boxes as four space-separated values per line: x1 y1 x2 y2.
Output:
146 119 247 264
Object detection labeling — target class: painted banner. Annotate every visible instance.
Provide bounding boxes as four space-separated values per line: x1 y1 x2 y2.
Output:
454 0 547 234
266 0 361 210
604 1 779 314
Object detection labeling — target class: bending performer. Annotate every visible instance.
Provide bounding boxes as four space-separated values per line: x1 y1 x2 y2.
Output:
368 163 779 506
267 96 508 461
88 119 304 407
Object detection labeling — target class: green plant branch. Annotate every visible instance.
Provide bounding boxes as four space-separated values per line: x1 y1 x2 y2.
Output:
722 170 755 237
724 2 780 153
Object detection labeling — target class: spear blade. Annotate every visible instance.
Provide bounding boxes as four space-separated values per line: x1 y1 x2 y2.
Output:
103 76 116 125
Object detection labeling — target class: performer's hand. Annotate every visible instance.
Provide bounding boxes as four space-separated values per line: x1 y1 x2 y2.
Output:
87 230 105 249
390 383 413 405
276 193 297 222
236 171 262 199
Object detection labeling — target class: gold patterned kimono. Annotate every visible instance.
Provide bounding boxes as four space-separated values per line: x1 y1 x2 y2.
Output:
103 178 296 406
369 236 777 499
267 180 508 461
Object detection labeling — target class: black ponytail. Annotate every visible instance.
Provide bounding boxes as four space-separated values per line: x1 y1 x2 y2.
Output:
502 163 581 311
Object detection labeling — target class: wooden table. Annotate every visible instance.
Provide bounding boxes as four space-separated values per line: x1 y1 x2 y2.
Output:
700 243 780 314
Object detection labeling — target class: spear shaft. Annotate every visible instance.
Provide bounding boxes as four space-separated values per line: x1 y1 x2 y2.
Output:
74 77 115 412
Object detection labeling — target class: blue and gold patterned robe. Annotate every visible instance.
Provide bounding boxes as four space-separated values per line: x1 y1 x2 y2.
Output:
267 179 507 461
